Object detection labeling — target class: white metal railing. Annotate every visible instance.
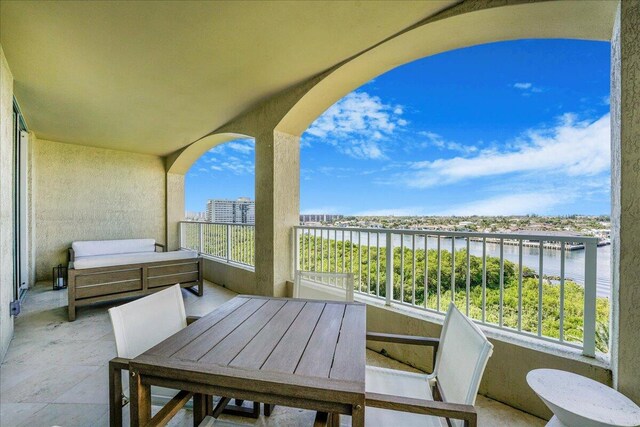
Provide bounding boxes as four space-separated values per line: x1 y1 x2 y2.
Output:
180 221 255 268
294 225 603 357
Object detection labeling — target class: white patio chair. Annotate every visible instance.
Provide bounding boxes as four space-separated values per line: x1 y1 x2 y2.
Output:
108 284 194 426
293 270 355 302
363 302 494 427
108 285 260 426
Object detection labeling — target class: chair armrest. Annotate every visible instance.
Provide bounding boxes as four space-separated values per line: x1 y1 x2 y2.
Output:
155 243 166 252
186 315 201 325
109 356 131 372
366 392 477 427
366 332 440 347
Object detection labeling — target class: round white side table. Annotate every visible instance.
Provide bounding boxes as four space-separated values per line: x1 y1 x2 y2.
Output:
527 369 640 427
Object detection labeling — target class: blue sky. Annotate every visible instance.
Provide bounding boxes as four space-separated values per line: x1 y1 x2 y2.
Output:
186 39 611 216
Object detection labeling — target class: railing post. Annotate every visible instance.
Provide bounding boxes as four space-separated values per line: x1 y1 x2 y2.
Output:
226 224 232 263
293 227 299 273
385 232 393 306
583 239 598 357
198 223 203 254
179 222 184 249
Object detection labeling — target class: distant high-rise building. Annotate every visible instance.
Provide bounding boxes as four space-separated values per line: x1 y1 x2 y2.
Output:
207 198 255 224
300 214 344 224
184 211 206 221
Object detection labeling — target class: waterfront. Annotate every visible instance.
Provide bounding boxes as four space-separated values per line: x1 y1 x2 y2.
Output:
304 230 611 298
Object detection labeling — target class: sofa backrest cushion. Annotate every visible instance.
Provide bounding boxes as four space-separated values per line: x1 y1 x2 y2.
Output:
72 239 156 257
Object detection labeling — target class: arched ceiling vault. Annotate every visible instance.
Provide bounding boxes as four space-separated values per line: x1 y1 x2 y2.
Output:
0 0 458 156
1 0 617 174
276 0 618 136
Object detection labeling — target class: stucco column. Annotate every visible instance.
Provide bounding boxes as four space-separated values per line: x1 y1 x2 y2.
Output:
611 2 640 405
166 172 185 251
254 130 300 297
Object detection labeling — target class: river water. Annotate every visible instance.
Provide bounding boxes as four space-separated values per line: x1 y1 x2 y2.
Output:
304 230 611 298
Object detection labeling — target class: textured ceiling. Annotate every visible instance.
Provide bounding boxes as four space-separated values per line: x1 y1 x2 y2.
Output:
0 0 456 155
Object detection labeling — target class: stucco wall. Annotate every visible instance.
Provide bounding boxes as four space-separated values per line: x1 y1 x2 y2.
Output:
166 172 184 251
364 301 611 420
33 139 166 280
203 258 256 295
0 46 15 360
254 130 300 297
611 1 640 405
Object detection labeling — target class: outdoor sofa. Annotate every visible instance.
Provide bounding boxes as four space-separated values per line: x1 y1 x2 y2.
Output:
67 238 202 320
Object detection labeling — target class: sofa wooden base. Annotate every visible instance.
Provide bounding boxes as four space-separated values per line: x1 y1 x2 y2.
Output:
68 257 203 321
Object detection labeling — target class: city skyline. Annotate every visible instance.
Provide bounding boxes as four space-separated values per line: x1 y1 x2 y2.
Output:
186 38 611 216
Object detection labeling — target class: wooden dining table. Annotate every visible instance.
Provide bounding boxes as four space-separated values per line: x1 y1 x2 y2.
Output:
129 295 366 426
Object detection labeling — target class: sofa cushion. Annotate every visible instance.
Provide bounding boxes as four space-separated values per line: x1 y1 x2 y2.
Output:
73 250 197 269
72 239 156 257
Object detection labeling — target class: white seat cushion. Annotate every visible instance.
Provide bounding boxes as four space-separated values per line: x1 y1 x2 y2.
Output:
73 250 197 269
365 366 442 427
72 239 156 257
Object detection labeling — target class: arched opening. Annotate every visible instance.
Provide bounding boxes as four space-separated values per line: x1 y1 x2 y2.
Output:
181 136 256 268
296 38 612 356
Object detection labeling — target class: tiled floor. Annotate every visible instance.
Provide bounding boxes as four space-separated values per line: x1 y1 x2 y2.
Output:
0 282 545 427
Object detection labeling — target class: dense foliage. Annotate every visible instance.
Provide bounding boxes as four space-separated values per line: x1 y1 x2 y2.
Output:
182 225 609 353
298 235 609 353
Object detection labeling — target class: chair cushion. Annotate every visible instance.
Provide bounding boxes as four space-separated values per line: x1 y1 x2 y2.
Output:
365 366 442 427
72 239 156 257
73 250 197 269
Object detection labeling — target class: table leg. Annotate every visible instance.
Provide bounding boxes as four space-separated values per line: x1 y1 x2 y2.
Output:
352 403 365 427
194 393 207 426
129 370 151 427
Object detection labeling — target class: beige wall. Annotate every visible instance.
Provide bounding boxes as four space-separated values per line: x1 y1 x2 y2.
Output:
611 1 640 404
203 258 256 295
166 172 184 251
254 130 300 297
33 139 166 280
0 46 15 360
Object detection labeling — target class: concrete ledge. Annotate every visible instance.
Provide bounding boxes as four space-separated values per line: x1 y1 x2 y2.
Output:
202 257 256 295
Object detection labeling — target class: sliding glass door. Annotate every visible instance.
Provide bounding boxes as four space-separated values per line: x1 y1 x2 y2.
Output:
12 100 28 303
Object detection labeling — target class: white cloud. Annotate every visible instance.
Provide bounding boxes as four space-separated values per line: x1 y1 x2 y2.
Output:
202 138 255 175
300 206 344 215
513 82 543 95
354 207 427 216
436 192 571 216
400 113 610 188
208 138 254 155
303 91 407 160
225 140 254 154
418 131 478 155
219 160 253 175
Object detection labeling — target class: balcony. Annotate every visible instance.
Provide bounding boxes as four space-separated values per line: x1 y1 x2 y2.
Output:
180 221 607 358
0 280 544 426
1 1 638 426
